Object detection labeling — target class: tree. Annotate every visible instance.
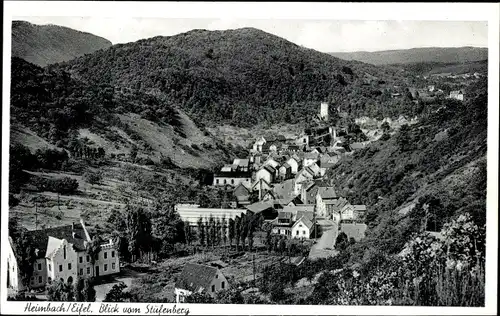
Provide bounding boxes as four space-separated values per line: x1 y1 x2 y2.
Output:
73 277 85 302
47 279 74 301
240 214 248 251
83 170 103 186
198 217 205 247
125 205 153 262
215 218 222 246
104 282 132 302
234 216 241 251
13 230 37 290
216 289 244 304
151 203 185 257
381 121 391 132
82 278 96 302
221 216 228 246
396 124 412 152
184 291 215 303
335 232 348 251
86 237 102 277
208 214 216 249
228 218 235 247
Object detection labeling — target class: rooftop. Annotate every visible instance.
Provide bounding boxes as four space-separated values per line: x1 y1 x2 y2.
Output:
317 187 337 200
175 263 219 292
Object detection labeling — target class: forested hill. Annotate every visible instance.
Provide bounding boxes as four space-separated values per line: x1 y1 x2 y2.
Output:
53 27 409 127
325 77 487 272
12 21 112 67
330 47 488 65
10 57 238 169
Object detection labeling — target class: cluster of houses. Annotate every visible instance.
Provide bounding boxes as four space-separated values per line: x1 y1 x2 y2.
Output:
6 218 120 293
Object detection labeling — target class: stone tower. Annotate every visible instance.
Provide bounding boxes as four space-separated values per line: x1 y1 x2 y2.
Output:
320 102 329 121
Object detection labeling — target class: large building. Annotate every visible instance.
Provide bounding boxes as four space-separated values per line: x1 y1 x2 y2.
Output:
174 204 247 227
212 171 251 187
6 219 120 292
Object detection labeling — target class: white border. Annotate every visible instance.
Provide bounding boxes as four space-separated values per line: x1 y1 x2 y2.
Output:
2 2 499 315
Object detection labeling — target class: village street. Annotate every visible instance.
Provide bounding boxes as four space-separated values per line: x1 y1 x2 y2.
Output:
308 220 338 259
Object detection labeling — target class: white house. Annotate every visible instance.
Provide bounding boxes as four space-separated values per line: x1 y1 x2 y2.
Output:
7 219 120 292
213 171 252 187
291 215 315 239
303 152 319 167
338 204 367 222
175 263 229 303
315 187 338 218
286 157 300 174
263 158 280 169
449 90 465 101
255 165 276 184
253 137 266 152
278 163 292 181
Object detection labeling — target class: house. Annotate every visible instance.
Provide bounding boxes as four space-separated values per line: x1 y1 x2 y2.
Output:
213 171 252 188
253 137 266 152
271 211 294 237
291 215 316 239
273 179 295 200
315 187 338 218
286 157 300 174
175 204 247 227
293 168 315 195
300 181 319 205
306 163 321 178
6 219 120 292
233 183 252 206
330 198 351 222
252 178 272 200
221 164 233 172
349 142 368 151
232 158 250 172
339 204 367 222
245 201 277 220
449 90 465 101
273 195 303 209
303 152 319 167
263 158 280 169
287 145 300 153
255 165 276 184
175 263 229 303
318 155 339 176
278 163 292 181
262 190 277 202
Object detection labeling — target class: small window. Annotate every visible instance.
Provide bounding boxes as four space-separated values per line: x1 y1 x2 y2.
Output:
87 267 91 275
63 246 66 260
231 179 234 185
104 252 108 259
303 230 306 235
79 257 83 263
104 264 108 272
216 179 219 184
86 255 90 263
223 179 227 185
112 263 116 270
48 277 52 284
48 264 51 271
38 276 42 284
215 274 218 279
111 251 115 258
59 265 63 272
68 263 72 270
38 263 42 270
221 281 225 289
211 285 215 292
296 231 299 236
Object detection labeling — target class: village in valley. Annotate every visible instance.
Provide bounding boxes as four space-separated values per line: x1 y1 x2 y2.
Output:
5 13 490 308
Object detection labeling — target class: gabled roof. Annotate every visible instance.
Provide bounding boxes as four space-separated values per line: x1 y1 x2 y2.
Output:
317 187 337 200
245 201 274 214
233 158 249 167
24 223 89 259
262 165 276 174
278 211 293 219
175 263 219 292
233 183 251 196
293 216 314 230
252 178 271 191
273 179 295 199
352 205 367 211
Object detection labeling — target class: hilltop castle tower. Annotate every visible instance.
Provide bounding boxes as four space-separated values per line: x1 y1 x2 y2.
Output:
320 102 329 121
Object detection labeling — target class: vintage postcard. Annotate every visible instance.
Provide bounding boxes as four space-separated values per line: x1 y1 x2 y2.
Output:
2 2 498 315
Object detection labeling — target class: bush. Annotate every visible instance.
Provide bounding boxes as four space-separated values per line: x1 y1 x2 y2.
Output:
83 170 103 185
31 176 79 194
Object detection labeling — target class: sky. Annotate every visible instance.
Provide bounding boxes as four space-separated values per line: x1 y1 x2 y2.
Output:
15 17 488 53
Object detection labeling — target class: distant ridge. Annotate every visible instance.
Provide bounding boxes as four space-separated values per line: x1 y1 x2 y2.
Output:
12 20 112 66
329 47 488 65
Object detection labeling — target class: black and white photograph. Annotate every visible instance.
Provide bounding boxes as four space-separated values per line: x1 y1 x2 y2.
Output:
1 2 498 315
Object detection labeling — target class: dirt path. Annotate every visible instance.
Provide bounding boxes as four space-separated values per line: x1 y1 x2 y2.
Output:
309 221 338 260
